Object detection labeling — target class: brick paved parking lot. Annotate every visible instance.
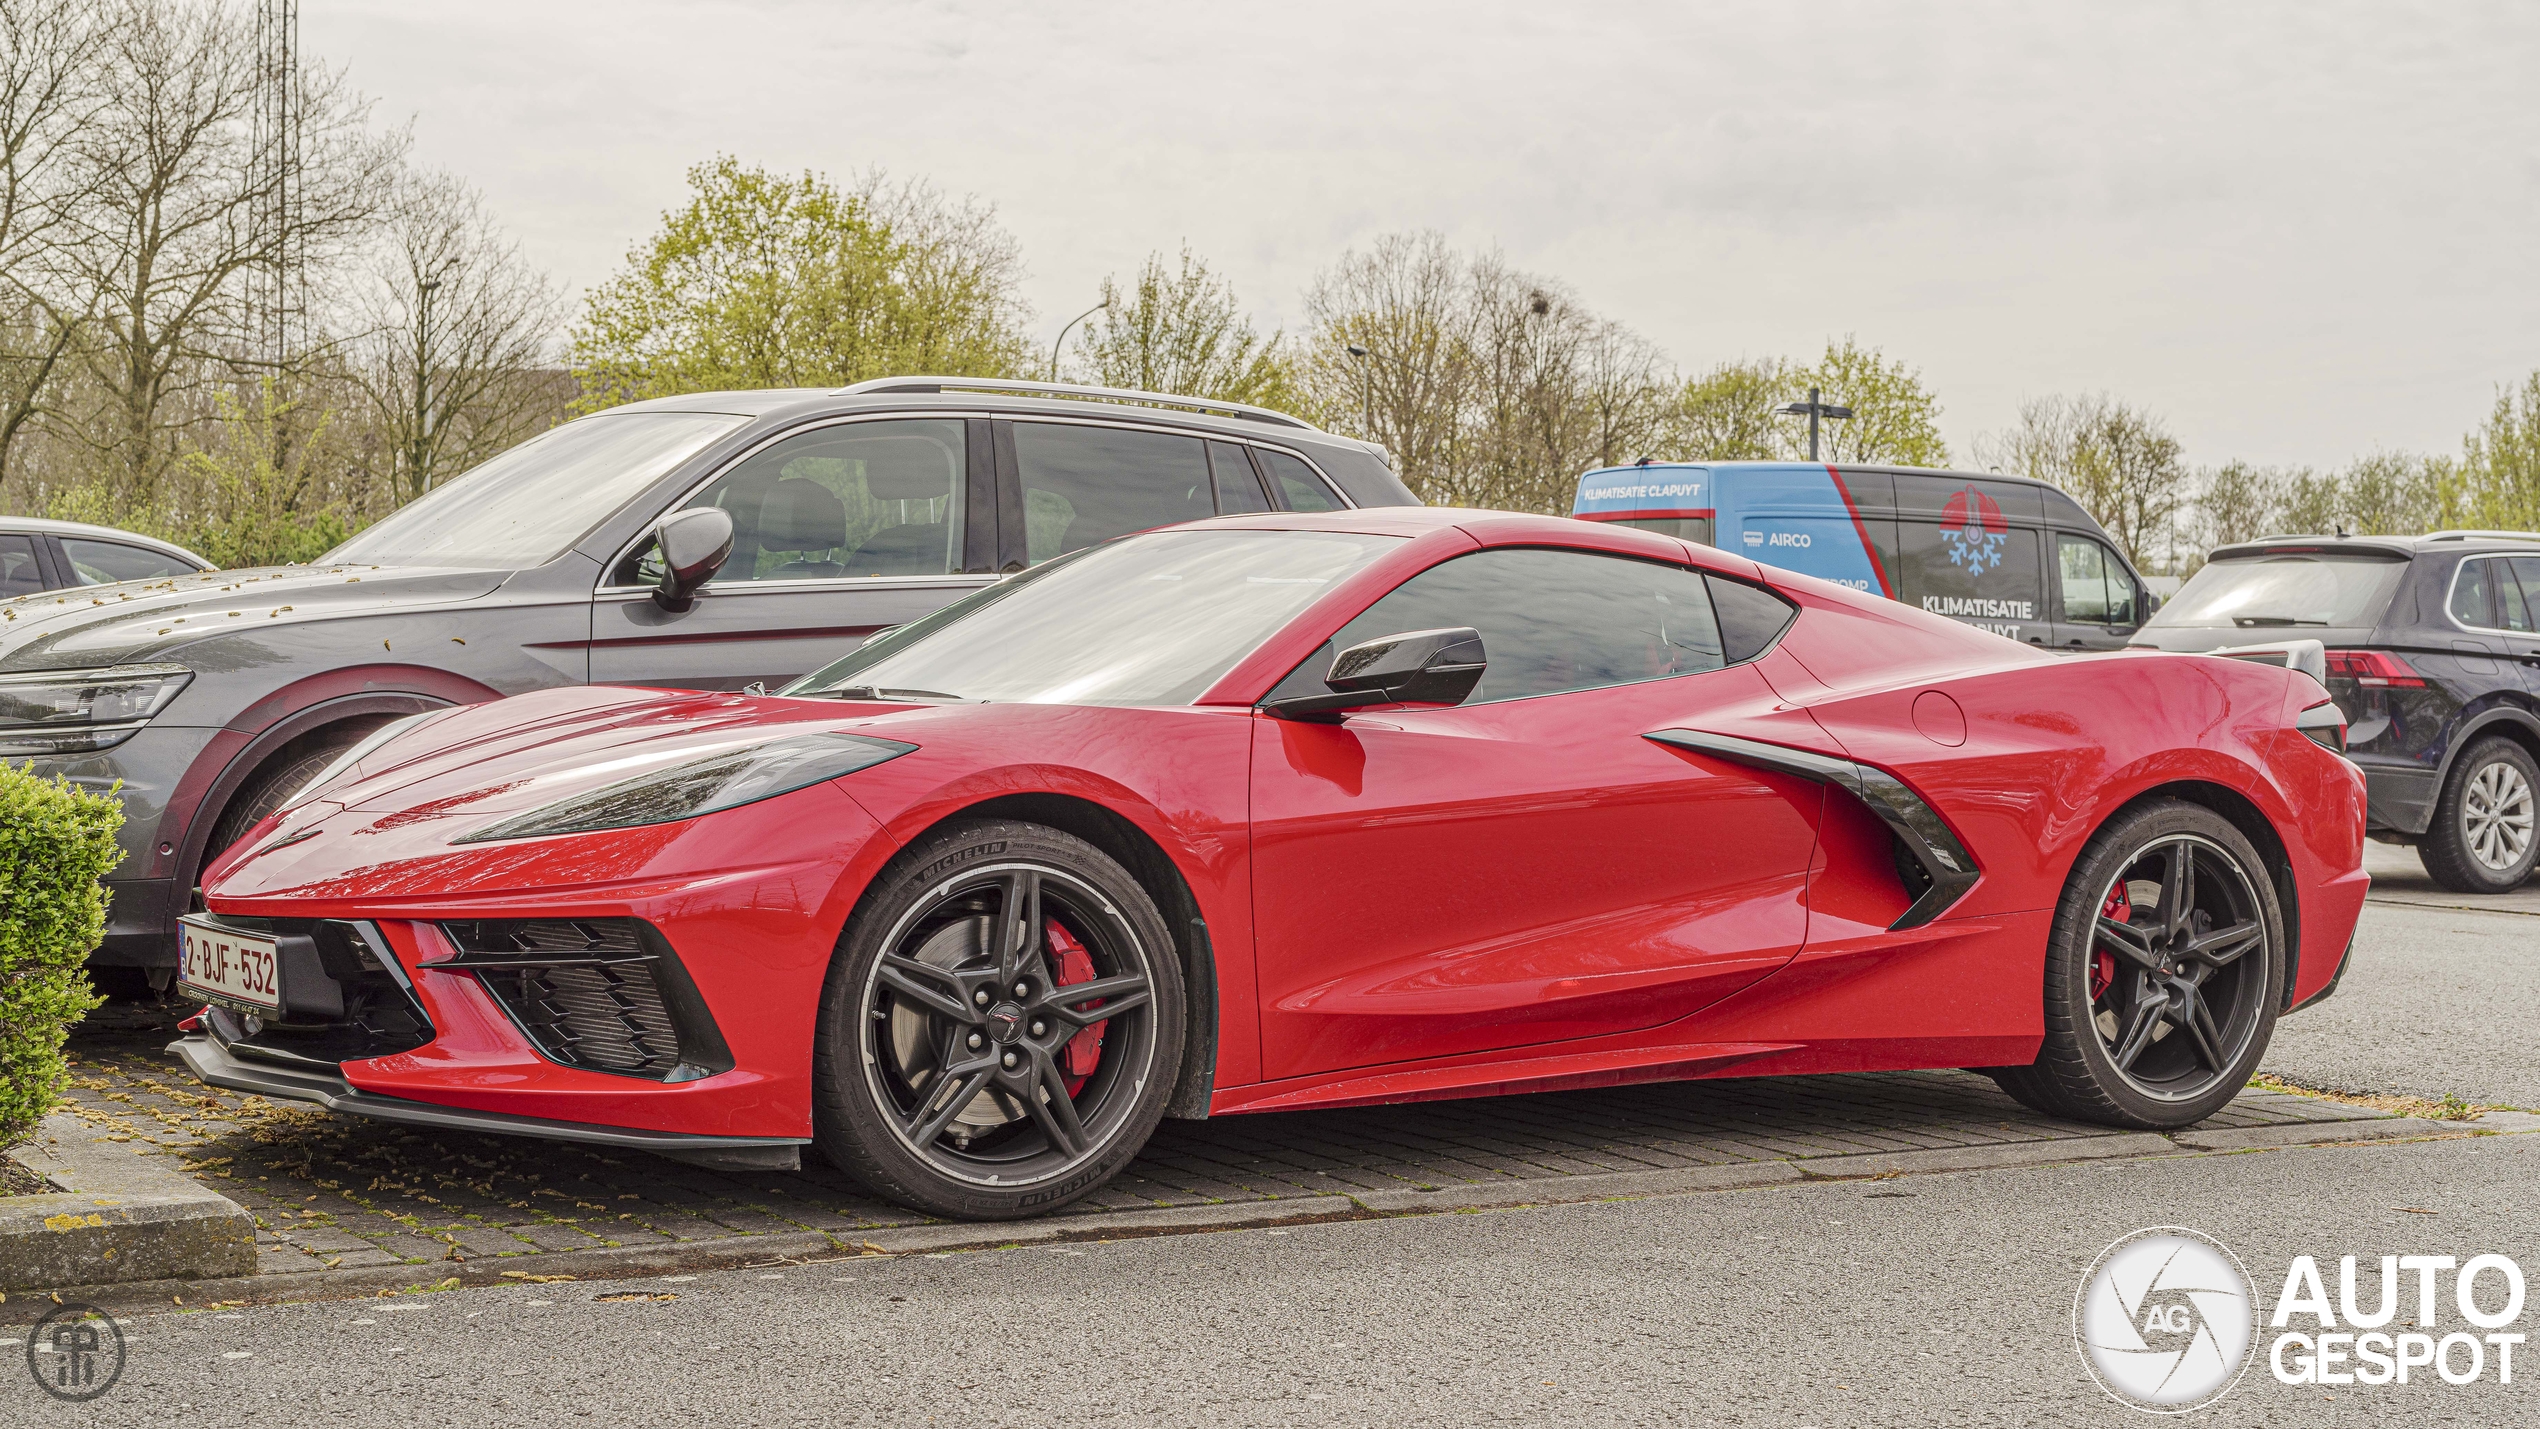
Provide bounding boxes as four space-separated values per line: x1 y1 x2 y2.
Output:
44 999 2400 1290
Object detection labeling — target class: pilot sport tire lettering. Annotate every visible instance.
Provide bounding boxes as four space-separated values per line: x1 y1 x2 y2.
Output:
2417 736 2540 894
1988 800 2283 1130
812 820 1184 1219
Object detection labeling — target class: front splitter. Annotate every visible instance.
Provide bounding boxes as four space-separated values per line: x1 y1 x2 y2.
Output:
169 1035 809 1169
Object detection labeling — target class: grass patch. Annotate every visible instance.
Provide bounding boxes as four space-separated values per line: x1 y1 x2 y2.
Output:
2250 1073 2509 1122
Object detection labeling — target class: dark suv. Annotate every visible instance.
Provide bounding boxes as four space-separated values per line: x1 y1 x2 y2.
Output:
0 378 1414 984
2132 531 2540 892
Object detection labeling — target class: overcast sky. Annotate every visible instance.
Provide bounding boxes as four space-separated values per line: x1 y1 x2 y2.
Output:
304 0 2539 472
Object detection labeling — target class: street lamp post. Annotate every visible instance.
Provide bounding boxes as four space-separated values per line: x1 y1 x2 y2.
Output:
412 260 455 493
1345 343 1417 442
1049 298 1109 382
1777 387 1854 461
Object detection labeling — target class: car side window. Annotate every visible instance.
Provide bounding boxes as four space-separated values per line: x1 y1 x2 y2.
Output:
0 534 42 595
61 538 196 585
2452 558 2500 628
616 419 967 587
1259 450 1342 512
2056 534 2135 626
2501 559 2540 634
1013 423 1213 566
1210 443 1272 514
1266 547 1729 706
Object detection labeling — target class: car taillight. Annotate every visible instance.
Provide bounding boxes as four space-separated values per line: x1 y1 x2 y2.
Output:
2295 697 2347 753
2324 649 2426 688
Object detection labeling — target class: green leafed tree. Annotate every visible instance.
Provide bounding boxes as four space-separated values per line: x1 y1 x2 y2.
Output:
2455 370 2540 530
571 157 1031 408
1668 358 1788 461
1070 244 1299 409
1787 337 1948 467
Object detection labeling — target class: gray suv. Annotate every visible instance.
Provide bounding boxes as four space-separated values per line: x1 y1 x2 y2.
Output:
0 378 1414 983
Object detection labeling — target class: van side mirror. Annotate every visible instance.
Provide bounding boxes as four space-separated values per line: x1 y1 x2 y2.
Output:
651 507 734 613
2142 592 2162 618
1262 627 1486 722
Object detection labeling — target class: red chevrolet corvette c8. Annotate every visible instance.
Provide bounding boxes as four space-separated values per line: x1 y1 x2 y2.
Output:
176 507 2368 1218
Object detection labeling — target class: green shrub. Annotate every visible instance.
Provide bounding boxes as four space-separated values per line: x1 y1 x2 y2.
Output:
0 767 122 1145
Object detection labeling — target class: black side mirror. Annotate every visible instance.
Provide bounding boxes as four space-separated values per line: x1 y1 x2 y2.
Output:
651 507 735 613
1263 627 1485 723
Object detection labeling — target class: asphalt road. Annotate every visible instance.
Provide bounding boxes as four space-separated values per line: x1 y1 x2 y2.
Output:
18 1132 2531 1427
2264 899 2540 1109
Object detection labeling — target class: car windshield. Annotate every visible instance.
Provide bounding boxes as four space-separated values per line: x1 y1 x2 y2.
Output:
322 412 747 568
2148 554 2409 629
786 528 1403 706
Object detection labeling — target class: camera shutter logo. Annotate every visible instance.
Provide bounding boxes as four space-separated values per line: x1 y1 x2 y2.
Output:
2074 1227 2256 1412
25 1301 127 1402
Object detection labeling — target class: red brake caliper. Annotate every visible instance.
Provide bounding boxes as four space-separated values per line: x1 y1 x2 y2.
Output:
1047 917 1106 1094
2094 884 2129 1000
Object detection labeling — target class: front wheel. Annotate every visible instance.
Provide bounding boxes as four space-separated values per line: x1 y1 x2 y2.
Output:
2418 737 2539 894
812 821 1184 1219
1988 800 2283 1129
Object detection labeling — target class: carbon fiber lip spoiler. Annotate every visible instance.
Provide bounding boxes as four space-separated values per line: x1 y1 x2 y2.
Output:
170 1034 807 1170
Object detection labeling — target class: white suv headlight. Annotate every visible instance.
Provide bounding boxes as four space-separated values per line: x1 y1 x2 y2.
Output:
0 663 193 756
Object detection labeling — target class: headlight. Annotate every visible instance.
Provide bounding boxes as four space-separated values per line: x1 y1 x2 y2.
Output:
451 731 916 844
0 663 192 756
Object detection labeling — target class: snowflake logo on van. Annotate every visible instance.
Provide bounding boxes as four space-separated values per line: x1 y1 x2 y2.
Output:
1939 485 2009 576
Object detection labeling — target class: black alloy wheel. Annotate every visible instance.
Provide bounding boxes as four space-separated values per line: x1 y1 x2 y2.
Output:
2418 736 2540 894
813 821 1183 1219
1988 801 2283 1129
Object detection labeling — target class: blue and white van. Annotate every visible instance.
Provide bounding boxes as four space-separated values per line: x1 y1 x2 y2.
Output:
1572 461 2153 650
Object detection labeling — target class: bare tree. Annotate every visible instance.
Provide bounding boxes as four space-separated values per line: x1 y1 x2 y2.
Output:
1296 232 1671 513
55 0 398 498
1980 393 2185 567
0 0 111 489
1297 231 1475 501
349 168 565 502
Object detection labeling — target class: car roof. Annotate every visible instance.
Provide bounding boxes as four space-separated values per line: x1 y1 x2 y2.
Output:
601 379 1383 454
0 517 213 567
1580 458 2089 496
2207 532 2540 562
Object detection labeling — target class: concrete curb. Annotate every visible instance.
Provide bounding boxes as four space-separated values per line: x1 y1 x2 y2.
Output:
1 1114 255 1291
2471 1109 2540 1133
2170 1117 2462 1151
1348 1161 1804 1213
27 1108 2525 1311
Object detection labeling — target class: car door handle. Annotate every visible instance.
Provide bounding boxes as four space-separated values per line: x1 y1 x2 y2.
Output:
1643 727 1981 931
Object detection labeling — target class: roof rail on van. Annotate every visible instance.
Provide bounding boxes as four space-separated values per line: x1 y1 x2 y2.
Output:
836 376 1321 432
2420 530 2540 544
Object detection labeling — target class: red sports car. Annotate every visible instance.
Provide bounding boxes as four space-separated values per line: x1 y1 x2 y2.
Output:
175 508 2368 1218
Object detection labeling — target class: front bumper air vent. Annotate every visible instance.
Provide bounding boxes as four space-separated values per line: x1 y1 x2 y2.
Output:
437 919 734 1083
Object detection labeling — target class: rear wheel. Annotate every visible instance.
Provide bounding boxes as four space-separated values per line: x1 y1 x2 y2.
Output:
812 821 1183 1219
1988 800 2282 1129
2418 736 2539 893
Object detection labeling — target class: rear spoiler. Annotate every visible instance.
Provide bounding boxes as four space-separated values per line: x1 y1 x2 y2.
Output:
2194 638 2329 688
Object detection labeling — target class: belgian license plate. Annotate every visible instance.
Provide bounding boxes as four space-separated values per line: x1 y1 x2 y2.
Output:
176 917 282 1013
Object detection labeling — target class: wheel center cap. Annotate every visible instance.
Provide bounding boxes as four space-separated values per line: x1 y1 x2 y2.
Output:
986 1003 1026 1045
